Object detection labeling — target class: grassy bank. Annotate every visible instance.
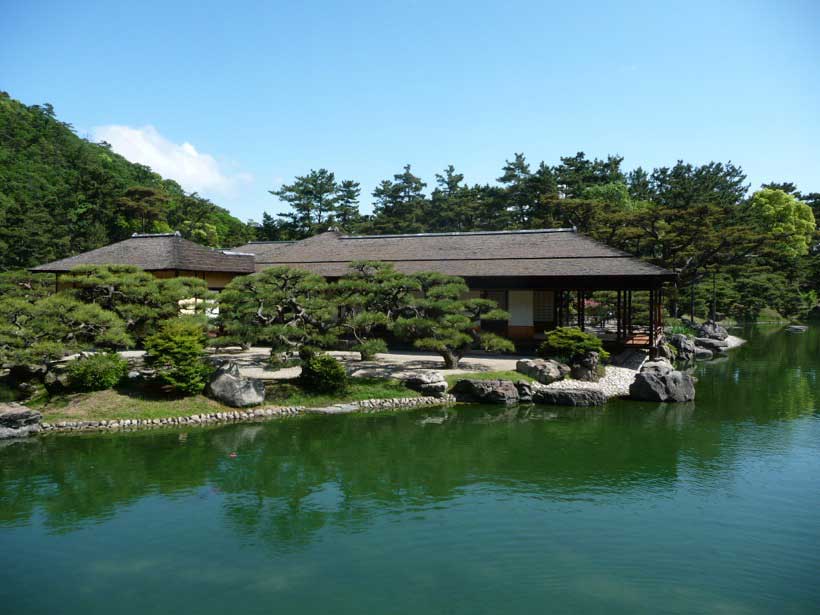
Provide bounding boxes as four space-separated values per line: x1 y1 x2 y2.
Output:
32 377 419 423
443 370 535 387
266 377 419 408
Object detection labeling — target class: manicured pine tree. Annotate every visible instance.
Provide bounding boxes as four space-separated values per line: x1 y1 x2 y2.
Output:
392 272 515 369
216 267 338 358
334 261 418 360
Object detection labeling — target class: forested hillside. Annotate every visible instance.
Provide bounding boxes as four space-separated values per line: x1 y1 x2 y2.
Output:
1 91 816 321
259 158 819 320
0 92 254 270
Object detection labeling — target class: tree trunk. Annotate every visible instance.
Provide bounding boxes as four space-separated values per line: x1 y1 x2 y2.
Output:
441 350 460 369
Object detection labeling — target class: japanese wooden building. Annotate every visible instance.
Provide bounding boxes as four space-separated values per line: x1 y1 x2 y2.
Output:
234 229 675 348
31 232 256 290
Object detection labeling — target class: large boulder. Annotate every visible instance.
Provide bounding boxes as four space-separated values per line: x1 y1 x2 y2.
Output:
695 320 728 341
641 359 674 374
206 362 265 407
451 379 519 405
44 368 71 394
515 359 570 385
694 347 713 361
0 403 42 439
400 371 449 398
570 351 601 382
531 387 606 406
654 342 676 362
694 337 728 351
514 380 541 403
669 334 696 362
629 363 695 403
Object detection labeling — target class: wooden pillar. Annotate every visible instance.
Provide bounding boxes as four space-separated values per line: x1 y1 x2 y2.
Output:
649 288 656 347
577 290 585 331
616 290 622 341
627 290 633 336
658 287 664 334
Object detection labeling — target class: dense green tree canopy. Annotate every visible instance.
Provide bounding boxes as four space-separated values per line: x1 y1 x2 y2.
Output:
745 188 815 258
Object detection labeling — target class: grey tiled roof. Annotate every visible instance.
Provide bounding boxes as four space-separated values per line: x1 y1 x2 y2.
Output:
231 240 297 261
236 229 675 280
32 233 256 274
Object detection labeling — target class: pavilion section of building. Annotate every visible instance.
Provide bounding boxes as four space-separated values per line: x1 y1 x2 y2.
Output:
235 228 675 348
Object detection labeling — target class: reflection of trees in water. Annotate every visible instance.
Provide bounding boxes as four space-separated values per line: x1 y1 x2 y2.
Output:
0 327 816 550
696 325 817 422
210 407 691 551
0 432 220 531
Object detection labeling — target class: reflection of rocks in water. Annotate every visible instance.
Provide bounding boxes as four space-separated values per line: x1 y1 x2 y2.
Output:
643 402 696 429
0 432 44 452
469 405 528 424
418 410 453 425
211 424 265 453
451 404 609 425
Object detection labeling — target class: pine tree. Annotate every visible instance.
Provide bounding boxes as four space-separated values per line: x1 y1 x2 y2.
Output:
369 165 428 234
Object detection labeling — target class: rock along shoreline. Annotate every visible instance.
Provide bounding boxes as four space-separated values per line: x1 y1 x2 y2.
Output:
38 395 455 434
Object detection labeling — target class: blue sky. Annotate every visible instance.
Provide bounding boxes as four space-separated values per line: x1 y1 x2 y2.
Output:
2 0 818 222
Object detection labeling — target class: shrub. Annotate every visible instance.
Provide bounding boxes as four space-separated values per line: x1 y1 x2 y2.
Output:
298 353 349 394
664 318 697 337
352 338 387 361
66 353 129 392
144 317 211 395
537 327 609 363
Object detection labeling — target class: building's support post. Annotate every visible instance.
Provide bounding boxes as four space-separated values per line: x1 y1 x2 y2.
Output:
616 290 622 341
627 290 633 337
649 288 656 347
577 290 585 331
555 290 562 327
658 287 664 338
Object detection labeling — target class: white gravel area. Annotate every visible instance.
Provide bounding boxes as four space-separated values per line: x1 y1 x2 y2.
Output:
543 365 642 399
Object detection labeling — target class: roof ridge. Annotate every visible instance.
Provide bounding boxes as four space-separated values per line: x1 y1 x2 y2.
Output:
340 228 576 240
130 231 181 238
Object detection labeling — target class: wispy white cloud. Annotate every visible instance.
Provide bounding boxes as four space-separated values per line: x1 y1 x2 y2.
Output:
92 124 252 196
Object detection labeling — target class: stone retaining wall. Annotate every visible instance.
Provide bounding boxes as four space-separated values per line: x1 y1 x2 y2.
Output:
39 395 453 433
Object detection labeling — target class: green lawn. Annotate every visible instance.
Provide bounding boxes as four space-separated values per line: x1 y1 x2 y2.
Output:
34 376 419 422
443 370 535 387
35 388 232 423
265 377 419 407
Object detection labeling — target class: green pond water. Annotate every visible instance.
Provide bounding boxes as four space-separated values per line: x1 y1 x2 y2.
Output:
1 326 819 614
